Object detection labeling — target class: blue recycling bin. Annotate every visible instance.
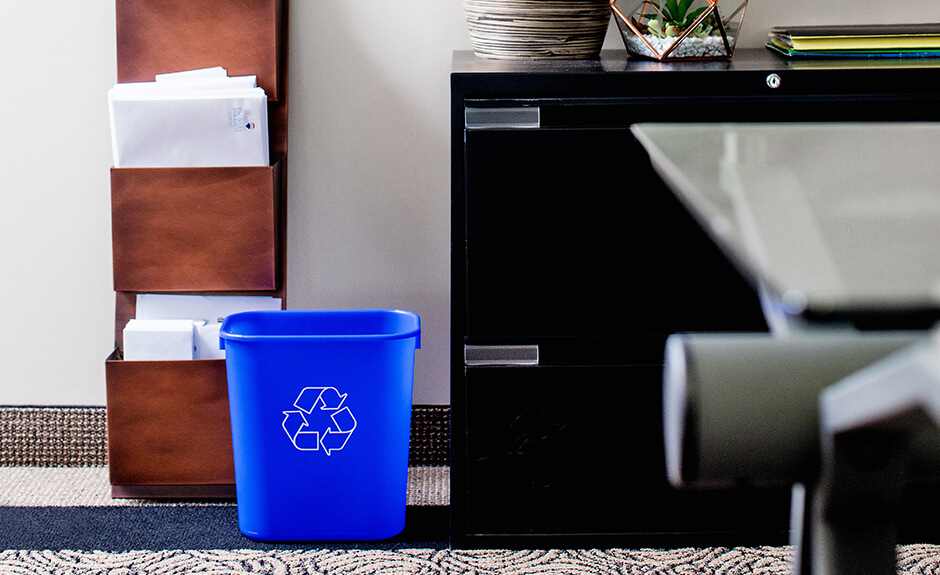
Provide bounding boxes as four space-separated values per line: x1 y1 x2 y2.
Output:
219 309 420 541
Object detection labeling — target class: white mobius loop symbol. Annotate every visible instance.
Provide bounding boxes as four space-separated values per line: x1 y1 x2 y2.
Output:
282 387 357 454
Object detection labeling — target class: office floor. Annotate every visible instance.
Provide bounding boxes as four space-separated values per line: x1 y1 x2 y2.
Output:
0 465 450 551
2 407 940 573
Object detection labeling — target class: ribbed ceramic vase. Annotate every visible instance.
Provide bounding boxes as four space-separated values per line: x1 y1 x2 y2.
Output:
464 0 612 60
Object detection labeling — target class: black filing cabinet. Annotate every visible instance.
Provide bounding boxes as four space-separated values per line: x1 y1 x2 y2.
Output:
450 49 940 548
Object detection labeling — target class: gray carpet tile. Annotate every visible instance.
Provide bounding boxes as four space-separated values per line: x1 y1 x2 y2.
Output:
0 466 448 507
0 407 108 466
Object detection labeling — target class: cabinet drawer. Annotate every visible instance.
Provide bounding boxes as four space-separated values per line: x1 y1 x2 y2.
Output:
116 0 284 101
111 160 281 292
105 350 235 498
454 364 790 546
463 128 766 341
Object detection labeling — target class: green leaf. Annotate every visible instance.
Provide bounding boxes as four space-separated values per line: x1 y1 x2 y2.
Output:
677 0 695 19
663 0 680 21
653 0 708 28
682 6 707 27
646 18 664 37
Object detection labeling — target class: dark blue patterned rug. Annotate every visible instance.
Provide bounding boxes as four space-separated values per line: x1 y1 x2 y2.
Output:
0 505 449 552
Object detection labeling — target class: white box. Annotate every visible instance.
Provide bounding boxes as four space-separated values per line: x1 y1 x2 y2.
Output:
123 319 195 361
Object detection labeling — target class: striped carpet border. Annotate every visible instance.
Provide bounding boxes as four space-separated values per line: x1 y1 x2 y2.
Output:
0 405 449 467
0 548 797 574
2 546 940 575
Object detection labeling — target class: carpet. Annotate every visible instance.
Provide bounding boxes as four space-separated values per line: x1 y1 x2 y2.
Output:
5 467 940 574
0 466 449 551
1 466 804 574
0 547 798 574
3 408 940 574
6 545 940 575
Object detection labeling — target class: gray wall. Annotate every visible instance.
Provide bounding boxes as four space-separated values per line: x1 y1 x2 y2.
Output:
0 1 934 406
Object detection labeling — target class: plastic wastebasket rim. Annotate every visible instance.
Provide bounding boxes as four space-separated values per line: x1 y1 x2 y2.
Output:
218 309 421 346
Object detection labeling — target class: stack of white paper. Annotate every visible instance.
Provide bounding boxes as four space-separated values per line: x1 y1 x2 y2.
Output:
133 294 283 360
123 319 196 361
108 67 269 168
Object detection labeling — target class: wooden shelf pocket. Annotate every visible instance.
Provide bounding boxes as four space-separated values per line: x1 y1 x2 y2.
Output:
116 0 285 101
105 349 236 498
111 159 281 293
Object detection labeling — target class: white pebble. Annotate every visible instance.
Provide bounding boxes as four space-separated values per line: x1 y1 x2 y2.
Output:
626 32 733 59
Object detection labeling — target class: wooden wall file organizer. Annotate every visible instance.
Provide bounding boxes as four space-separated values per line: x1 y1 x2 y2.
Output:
106 0 288 498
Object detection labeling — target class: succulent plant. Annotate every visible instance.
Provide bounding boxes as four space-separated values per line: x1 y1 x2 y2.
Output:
639 0 716 38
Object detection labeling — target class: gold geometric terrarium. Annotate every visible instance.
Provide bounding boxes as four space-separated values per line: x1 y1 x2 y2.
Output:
610 0 748 61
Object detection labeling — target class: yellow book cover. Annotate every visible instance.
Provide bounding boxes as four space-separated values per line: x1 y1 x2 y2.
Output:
771 23 940 51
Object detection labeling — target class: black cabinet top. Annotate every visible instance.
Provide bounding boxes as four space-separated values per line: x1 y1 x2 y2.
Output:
452 48 940 99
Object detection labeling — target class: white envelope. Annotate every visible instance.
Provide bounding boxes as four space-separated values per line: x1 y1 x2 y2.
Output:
135 294 282 324
155 67 257 91
135 294 283 359
155 66 229 82
108 82 269 168
123 319 195 361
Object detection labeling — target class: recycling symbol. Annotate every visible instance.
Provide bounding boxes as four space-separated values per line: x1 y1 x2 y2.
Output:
281 387 357 455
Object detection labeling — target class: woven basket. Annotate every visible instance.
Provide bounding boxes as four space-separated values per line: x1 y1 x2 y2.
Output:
464 0 612 60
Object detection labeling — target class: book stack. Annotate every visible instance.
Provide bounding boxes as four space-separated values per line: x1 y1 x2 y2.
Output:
767 23 940 58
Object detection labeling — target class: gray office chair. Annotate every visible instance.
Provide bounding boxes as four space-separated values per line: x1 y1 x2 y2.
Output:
663 331 940 575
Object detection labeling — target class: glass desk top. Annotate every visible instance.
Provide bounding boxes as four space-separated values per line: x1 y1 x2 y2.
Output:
631 122 940 325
